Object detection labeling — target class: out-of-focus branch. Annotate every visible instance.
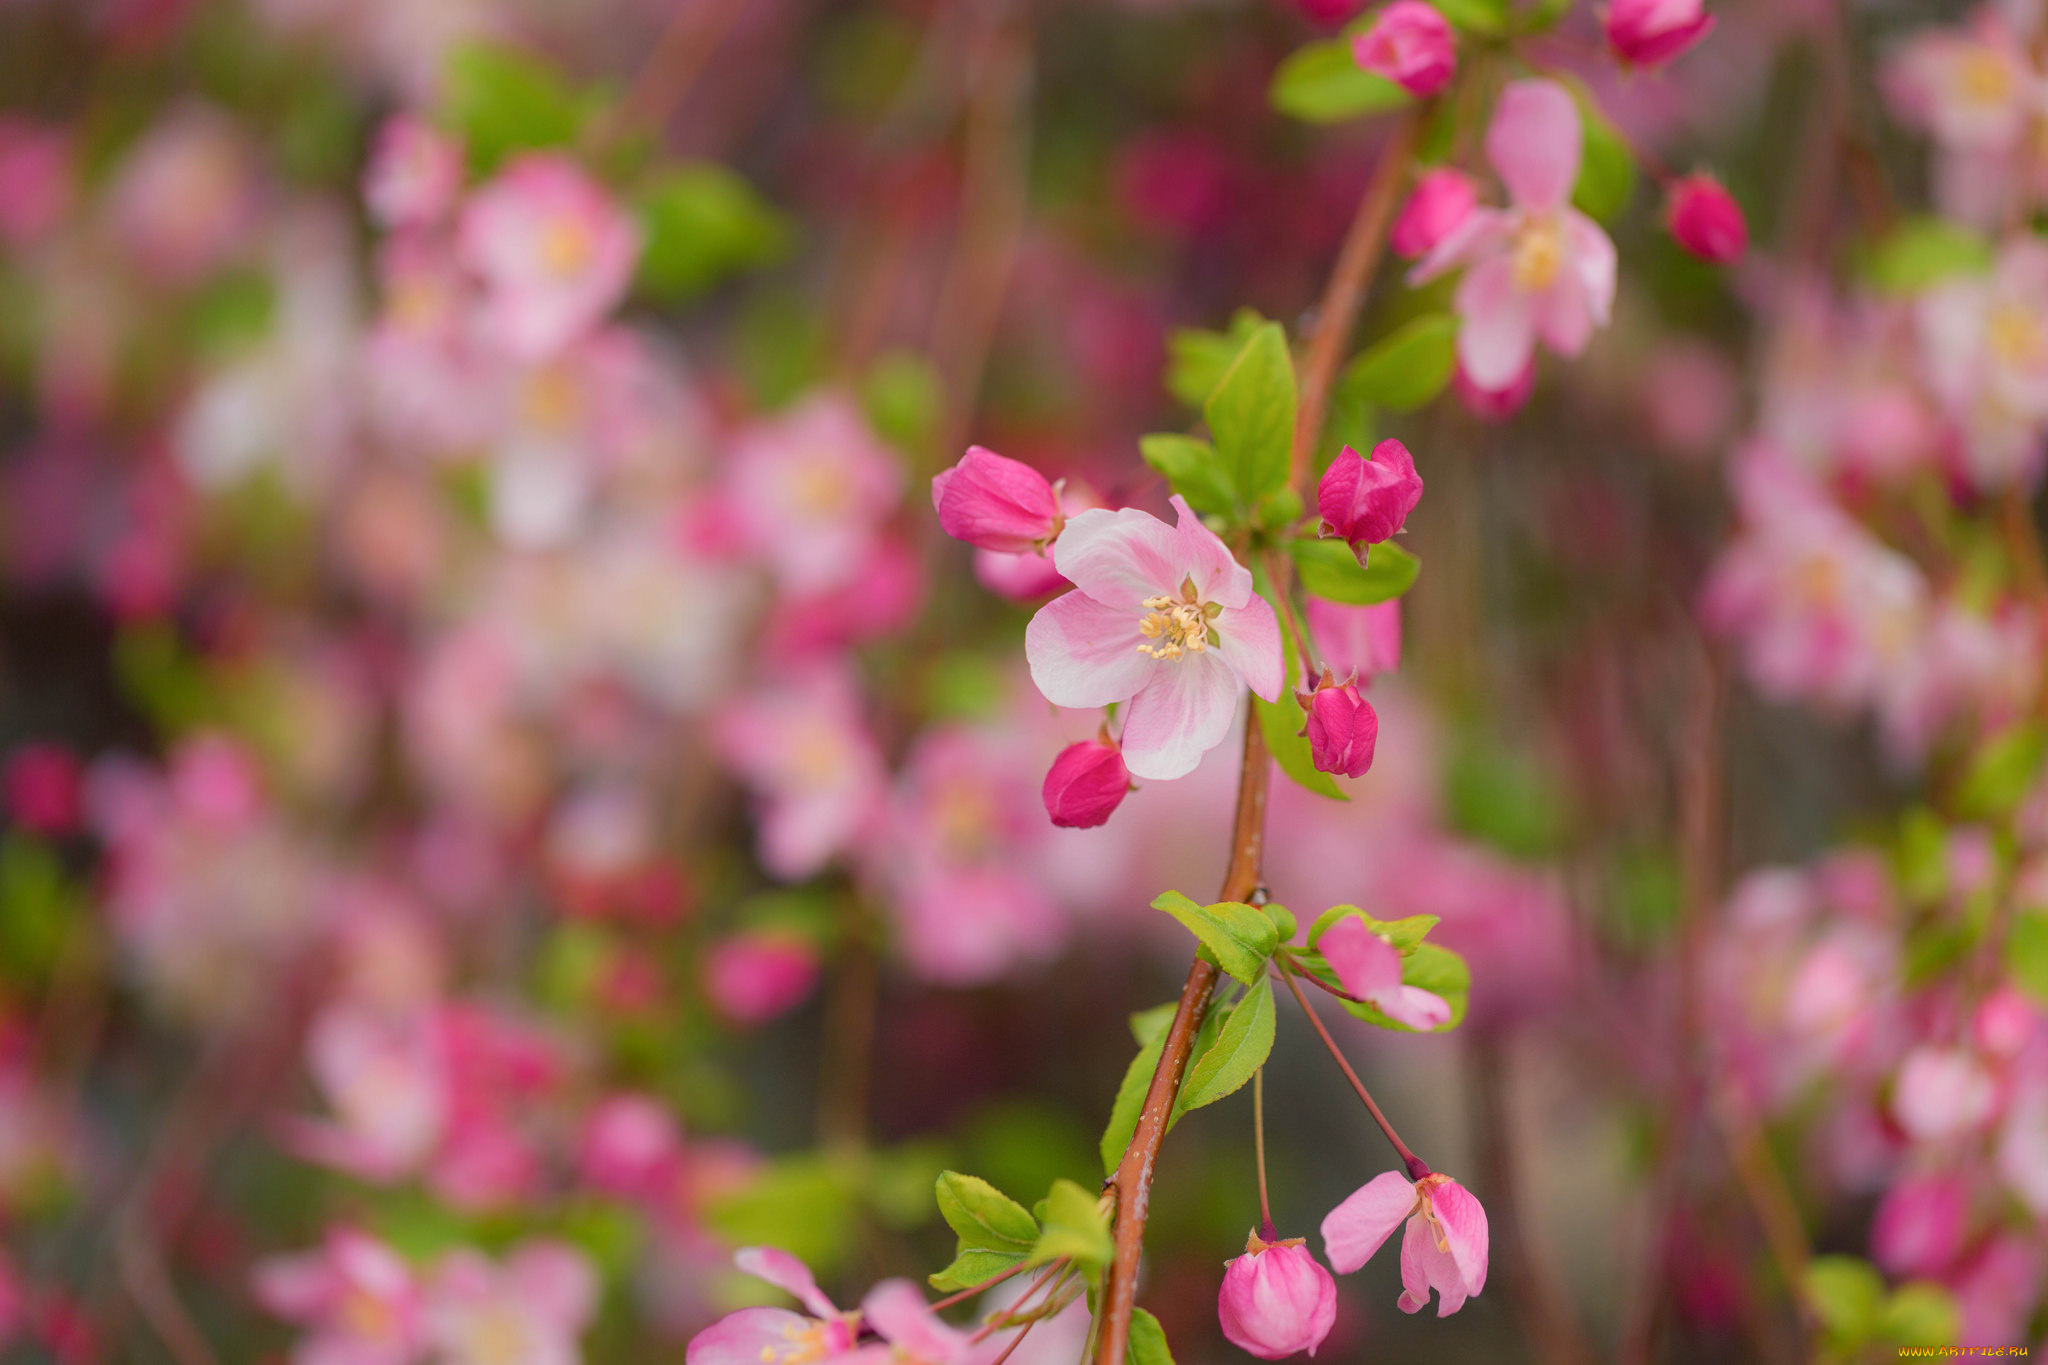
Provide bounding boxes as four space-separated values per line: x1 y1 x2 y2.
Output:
593 0 753 149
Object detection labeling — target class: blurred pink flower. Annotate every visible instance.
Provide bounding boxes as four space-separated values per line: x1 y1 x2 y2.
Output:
105 105 258 284
1413 81 1617 390
1870 1173 1968 1278
1917 237 2048 488
1319 915 1447 1027
1605 0 1716 67
1452 356 1535 420
1350 2 1456 98
1665 173 1746 263
1322 1170 1489 1316
715 668 888 880
688 1247 861 1365
253 1228 423 1365
578 1094 685 1200
364 115 463 228
704 932 821 1024
1216 1233 1337 1359
1305 599 1401 679
861 1280 980 1365
3 744 82 836
1026 496 1282 780
0 119 71 249
1390 168 1476 260
427 1241 596 1365
457 154 640 360
287 1003 451 1181
725 396 905 595
1893 1045 1998 1141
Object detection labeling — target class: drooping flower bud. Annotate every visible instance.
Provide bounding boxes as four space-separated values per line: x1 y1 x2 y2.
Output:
1390 168 1476 259
1216 1233 1337 1359
932 447 1064 555
1604 0 1715 67
1350 1 1457 97
703 932 821 1025
1664 173 1747 264
1042 738 1130 829
1317 440 1424 548
1295 671 1379 780
1323 1171 1489 1316
3 743 82 836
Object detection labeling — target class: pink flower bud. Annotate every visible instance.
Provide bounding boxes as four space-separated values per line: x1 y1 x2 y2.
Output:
1217 1234 1337 1359
1295 673 1380 780
1316 440 1423 547
1291 0 1369 28
704 932 820 1025
1041 739 1130 829
1390 168 1476 259
932 447 1064 555
577 1094 683 1198
1871 1173 1967 1279
1452 358 1534 422
4 744 81 836
1665 173 1746 264
1350 1 1457 99
1605 0 1715 67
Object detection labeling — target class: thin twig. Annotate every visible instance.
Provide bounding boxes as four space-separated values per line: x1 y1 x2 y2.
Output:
1276 959 1428 1180
1253 1068 1274 1239
929 1259 1032 1312
591 0 752 149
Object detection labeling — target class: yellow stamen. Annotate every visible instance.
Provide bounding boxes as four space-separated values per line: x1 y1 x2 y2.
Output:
1136 577 1213 661
1512 217 1564 292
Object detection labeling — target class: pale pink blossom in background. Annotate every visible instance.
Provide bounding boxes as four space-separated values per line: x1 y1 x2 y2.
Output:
1870 1172 1969 1278
1306 599 1401 679
457 154 640 360
714 669 888 880
724 396 905 595
427 1241 596 1365
253 1228 424 1365
104 104 259 285
364 115 463 228
577 1094 684 1199
1893 1045 1999 1141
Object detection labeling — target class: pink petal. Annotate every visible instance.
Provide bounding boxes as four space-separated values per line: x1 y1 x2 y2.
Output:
1454 256 1538 392
1565 210 1617 327
1379 984 1453 1030
1118 650 1241 780
1402 1212 1471 1316
1319 917 1404 1000
506 1241 598 1330
1428 1179 1490 1296
1395 1214 1433 1314
1024 589 1156 708
1049 506 1183 606
861 1281 970 1364
1409 207 1513 286
1170 495 1253 608
1321 1170 1416 1273
251 1250 335 1319
1486 80 1582 212
1535 272 1593 357
734 1247 838 1320
688 1308 815 1365
1214 594 1284 702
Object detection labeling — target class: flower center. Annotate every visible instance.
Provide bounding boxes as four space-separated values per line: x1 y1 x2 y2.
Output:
1988 301 2047 370
1414 1173 1451 1252
1136 576 1219 661
1956 48 2015 107
338 1287 399 1341
457 1306 535 1365
1512 217 1564 292
761 1318 845 1365
542 219 594 276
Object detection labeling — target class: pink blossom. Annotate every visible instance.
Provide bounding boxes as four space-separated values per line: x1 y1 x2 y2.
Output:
687 1248 862 1365
1413 81 1617 391
1918 237 2048 487
1390 169 1476 259
0 119 71 249
1665 174 1746 263
974 547 1070 601
105 105 258 284
704 932 822 1024
364 115 463 228
1042 738 1131 828
725 396 906 595
426 1241 596 1365
1296 674 1380 780
252 1228 423 1365
1870 1173 1968 1278
1452 357 1535 420
1885 16 2036 155
714 669 888 880
1318 914 1448 1028
1604 0 1716 67
1025 496 1282 780
1322 1170 1489 1315
1996 1087 2048 1215
1350 2 1457 99
861 1280 979 1365
1216 1233 1338 1359
1892 1045 1998 1141
1305 599 1401 679
933 446 1064 554
577 1094 684 1199
3 744 82 836
1317 440 1423 547
285 1003 450 1181
457 154 640 360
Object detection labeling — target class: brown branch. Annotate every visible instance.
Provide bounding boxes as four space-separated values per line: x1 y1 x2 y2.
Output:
591 0 752 149
1291 111 1423 490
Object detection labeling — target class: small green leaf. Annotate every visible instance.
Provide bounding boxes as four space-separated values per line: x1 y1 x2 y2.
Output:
1862 217 1993 295
704 1156 858 1274
1570 92 1637 223
1152 892 1281 984
1877 1282 1960 1346
1805 1256 1885 1347
935 1172 1039 1250
1306 905 1439 950
1099 1005 1177 1173
2008 909 2048 1006
1128 1307 1175 1365
1140 434 1236 516
1290 537 1419 606
1030 1179 1112 1269
1271 40 1413 124
1264 903 1298 944
1427 0 1507 34
929 1248 1024 1292
1205 323 1297 507
1177 978 1276 1112
1341 313 1458 412
634 163 794 303
1167 310 1269 409
1956 721 2047 819
442 44 588 174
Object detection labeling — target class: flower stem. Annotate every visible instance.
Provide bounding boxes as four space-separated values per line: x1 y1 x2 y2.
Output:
1276 958 1430 1181
929 1258 1032 1312
1254 1067 1275 1241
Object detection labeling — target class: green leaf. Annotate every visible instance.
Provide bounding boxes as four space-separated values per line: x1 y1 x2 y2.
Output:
442 44 588 174
1177 978 1276 1111
1570 94 1637 223
1128 1308 1175 1365
935 1172 1039 1251
1030 1179 1113 1269
1863 217 1993 295
1306 905 1439 951
1271 40 1413 124
1152 892 1281 984
1256 580 1348 800
2008 909 2048 1006
1445 739 1566 859
634 164 794 303
1140 434 1236 517
929 1248 1025 1292
1099 1005 1177 1174
1341 314 1458 412
1292 537 1420 606
1805 1256 1885 1348
0 836 75 985
704 1156 858 1274
1167 310 1269 409
1428 0 1507 33
1877 1282 1960 1346
1956 721 2047 819
1205 323 1297 507
1264 903 1298 944
861 350 943 453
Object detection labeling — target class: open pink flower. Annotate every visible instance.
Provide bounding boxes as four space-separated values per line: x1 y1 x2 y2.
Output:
426 1241 596 1365
1216 1232 1337 1359
1322 1170 1488 1316
253 1229 423 1365
457 154 640 360
933 446 1063 554
1350 1 1457 98
687 1248 863 1365
1025 496 1282 780
1319 915 1449 1028
1413 81 1617 391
